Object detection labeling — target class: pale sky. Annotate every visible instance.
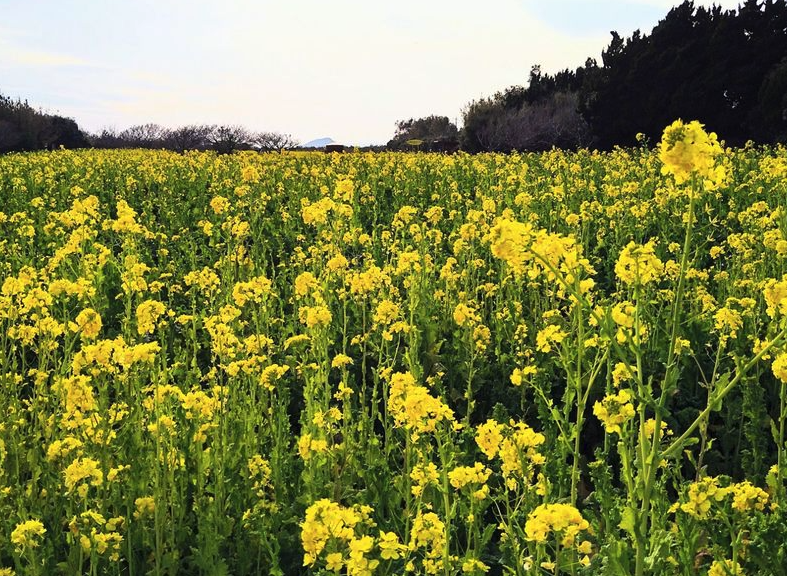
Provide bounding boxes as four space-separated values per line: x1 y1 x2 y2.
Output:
0 0 742 145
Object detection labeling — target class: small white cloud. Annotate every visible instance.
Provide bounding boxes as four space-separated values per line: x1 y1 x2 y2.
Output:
0 37 98 69
8 50 90 67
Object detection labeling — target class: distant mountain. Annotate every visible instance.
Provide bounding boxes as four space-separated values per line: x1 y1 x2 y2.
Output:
302 137 335 148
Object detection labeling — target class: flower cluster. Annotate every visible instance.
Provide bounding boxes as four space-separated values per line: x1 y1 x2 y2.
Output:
659 119 725 186
593 390 636 435
388 371 455 436
524 503 590 547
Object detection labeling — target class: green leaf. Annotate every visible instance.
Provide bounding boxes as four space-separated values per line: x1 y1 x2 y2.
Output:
770 417 779 444
619 506 638 537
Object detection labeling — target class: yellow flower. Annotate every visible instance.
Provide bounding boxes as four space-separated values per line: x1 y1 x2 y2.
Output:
593 390 635 435
136 300 166 335
210 195 229 214
764 275 787 318
134 496 156 519
259 364 289 391
294 271 319 298
326 253 348 272
773 353 787 383
334 381 354 401
373 299 400 325
410 461 440 497
53 374 97 414
301 196 335 226
10 519 46 552
454 303 479 327
64 457 104 494
388 371 455 434
643 418 670 439
536 324 567 353
730 481 768 513
46 437 84 462
378 531 405 560
708 559 744 576
615 240 663 286
714 307 743 338
325 552 343 571
299 305 332 329
678 476 729 519
510 368 523 387
331 354 354 369
462 558 490 573
232 275 272 306
476 420 505 459
297 433 328 460
659 119 724 185
489 218 534 275
111 200 145 234
299 499 369 569
409 511 445 554
525 503 589 547
449 462 492 490
184 267 221 295
284 334 310 349
72 308 102 339
240 164 260 183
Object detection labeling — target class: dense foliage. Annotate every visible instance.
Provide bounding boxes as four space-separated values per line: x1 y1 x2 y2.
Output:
0 94 88 153
462 0 787 151
1 121 787 575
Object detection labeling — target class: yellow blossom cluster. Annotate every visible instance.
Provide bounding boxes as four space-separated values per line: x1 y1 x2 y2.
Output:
659 119 725 186
708 559 745 576
524 503 590 547
300 499 386 575
476 419 546 490
448 462 492 491
408 511 447 575
388 371 455 436
593 390 636 435
676 476 769 519
615 240 664 287
10 519 46 552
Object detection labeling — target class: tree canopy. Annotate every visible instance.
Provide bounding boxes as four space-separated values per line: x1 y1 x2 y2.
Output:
0 93 88 153
387 115 459 151
456 0 787 151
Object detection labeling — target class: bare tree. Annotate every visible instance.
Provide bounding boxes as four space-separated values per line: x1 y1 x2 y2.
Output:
89 127 124 148
469 92 590 152
119 123 170 148
167 124 213 152
207 125 251 154
251 131 298 153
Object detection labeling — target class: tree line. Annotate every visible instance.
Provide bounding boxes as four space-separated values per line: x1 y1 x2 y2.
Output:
89 124 298 154
0 93 89 152
398 0 787 151
2 0 786 154
0 94 301 154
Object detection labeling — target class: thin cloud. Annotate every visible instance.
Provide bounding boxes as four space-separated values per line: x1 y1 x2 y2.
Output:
0 38 99 69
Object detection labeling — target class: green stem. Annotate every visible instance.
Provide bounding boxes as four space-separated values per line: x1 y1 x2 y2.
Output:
570 284 585 506
779 377 786 505
662 326 787 461
635 181 698 576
